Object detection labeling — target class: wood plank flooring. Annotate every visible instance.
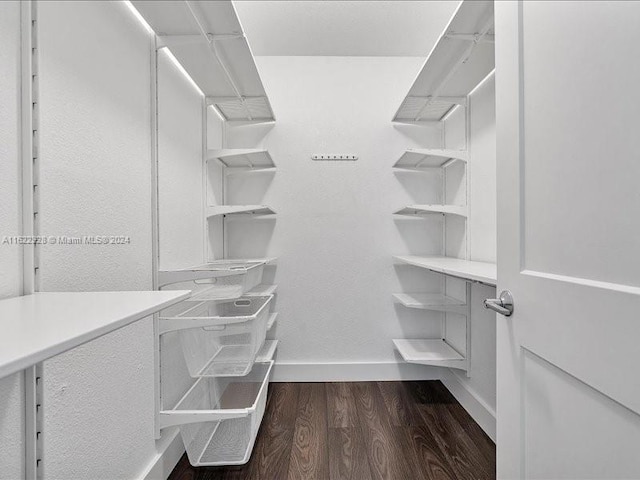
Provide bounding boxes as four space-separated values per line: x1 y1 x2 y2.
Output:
168 381 495 480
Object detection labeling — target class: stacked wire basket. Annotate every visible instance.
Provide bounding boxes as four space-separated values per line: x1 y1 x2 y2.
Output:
159 260 275 466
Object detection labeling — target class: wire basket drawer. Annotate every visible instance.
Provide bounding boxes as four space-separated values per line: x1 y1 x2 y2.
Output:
174 361 273 466
160 295 273 377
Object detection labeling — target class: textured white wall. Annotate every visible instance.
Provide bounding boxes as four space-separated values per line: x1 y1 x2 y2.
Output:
36 2 162 478
156 50 208 410
223 56 447 375
157 49 205 272
0 2 25 478
444 75 497 418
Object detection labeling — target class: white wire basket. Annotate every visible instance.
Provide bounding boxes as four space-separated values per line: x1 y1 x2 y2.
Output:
171 361 274 466
160 295 273 377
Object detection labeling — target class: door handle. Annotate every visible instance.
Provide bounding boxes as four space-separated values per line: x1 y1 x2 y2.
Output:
484 290 514 316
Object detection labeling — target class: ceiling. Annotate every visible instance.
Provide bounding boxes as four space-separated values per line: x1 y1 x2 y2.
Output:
232 1 460 57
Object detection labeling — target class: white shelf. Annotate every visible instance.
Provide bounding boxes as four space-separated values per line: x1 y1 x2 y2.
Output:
246 284 277 296
392 293 466 314
394 205 467 218
131 1 275 122
206 205 275 217
256 340 278 363
0 291 190 379
393 339 466 370
393 149 468 170
208 149 275 170
394 255 497 286
393 0 494 123
266 312 278 331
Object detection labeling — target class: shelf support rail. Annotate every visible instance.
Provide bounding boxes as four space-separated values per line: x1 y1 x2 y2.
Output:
414 16 494 122
21 2 44 478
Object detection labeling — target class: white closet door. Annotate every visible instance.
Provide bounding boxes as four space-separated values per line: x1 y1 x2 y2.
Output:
495 1 640 478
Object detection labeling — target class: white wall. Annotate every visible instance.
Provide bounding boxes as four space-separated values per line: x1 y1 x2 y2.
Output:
0 2 25 478
222 56 447 380
442 74 497 438
35 2 171 478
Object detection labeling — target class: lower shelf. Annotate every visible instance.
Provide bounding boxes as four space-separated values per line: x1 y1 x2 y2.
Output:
393 339 467 371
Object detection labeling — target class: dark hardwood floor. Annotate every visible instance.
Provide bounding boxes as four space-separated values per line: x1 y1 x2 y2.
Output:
168 381 496 480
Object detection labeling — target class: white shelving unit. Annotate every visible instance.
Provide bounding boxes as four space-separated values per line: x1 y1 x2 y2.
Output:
394 204 467 218
131 1 275 123
393 149 468 171
391 0 495 376
394 255 496 286
208 149 275 171
0 291 190 379
138 2 281 462
393 339 466 370
392 0 494 124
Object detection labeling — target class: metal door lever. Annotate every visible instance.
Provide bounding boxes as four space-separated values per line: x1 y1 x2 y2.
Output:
484 290 514 316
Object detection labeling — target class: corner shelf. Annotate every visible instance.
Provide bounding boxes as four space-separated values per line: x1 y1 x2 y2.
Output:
392 0 494 123
393 149 468 171
394 255 496 286
208 149 275 170
394 205 467 218
392 293 466 315
206 205 276 217
0 291 190 379
131 1 275 122
393 339 466 370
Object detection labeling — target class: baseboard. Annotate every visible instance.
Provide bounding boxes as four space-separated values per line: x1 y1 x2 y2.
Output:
272 361 440 382
139 427 185 480
440 369 496 442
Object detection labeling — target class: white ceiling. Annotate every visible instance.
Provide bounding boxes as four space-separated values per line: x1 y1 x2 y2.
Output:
233 1 460 57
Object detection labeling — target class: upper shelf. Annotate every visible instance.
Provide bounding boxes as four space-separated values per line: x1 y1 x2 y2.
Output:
0 291 190 379
394 255 496 286
131 1 275 122
394 205 467 218
206 205 276 217
393 149 468 171
208 149 275 170
392 0 494 123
